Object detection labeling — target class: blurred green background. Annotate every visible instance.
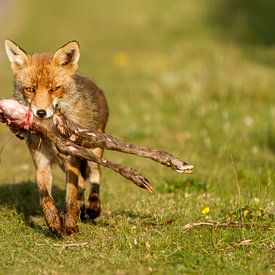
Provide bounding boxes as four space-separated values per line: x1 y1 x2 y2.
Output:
0 0 274 273
0 0 274 197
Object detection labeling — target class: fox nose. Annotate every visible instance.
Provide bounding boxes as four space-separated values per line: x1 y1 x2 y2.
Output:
36 109 47 118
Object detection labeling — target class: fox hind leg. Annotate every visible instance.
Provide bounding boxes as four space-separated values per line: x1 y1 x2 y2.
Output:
78 160 88 221
63 157 81 235
86 147 103 221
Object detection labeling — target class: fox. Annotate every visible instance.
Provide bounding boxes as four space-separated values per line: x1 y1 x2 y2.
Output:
5 39 109 236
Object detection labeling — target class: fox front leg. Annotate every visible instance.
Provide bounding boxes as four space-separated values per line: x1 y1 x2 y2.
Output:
28 137 64 237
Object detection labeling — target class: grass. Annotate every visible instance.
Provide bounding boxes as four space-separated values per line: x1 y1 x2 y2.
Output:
0 0 274 274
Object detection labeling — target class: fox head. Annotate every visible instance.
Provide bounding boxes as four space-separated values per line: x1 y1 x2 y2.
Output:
5 40 80 119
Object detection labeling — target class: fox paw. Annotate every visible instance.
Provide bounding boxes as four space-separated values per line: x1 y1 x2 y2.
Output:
80 204 87 221
49 224 65 238
63 226 79 236
86 193 101 220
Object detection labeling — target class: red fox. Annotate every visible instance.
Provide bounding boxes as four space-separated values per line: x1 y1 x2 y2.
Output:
5 40 109 236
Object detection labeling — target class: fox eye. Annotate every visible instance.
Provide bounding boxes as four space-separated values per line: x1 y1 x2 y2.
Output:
25 87 35 93
49 86 61 93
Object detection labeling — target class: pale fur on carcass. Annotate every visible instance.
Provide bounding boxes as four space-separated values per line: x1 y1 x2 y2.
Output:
0 98 32 129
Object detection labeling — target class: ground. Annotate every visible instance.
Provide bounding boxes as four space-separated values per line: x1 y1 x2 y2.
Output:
0 0 274 274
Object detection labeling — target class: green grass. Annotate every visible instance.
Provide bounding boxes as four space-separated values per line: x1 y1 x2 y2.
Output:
0 0 274 274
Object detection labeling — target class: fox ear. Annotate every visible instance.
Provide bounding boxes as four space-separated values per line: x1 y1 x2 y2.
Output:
53 41 80 73
5 39 30 72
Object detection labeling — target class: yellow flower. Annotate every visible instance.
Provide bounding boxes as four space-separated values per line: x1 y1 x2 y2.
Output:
243 209 249 217
201 207 210 215
113 52 129 67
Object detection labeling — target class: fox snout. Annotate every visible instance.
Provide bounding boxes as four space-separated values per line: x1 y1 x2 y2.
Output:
36 109 47 118
30 94 60 119
31 105 54 119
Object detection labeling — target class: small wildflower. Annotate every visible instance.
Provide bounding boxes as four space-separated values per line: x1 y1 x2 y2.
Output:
113 51 129 67
243 209 249 217
161 72 179 88
19 164 30 171
145 242 151 250
251 146 258 154
244 116 254 127
254 197 260 204
201 206 210 215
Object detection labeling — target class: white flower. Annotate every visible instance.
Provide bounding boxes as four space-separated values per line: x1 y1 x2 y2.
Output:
244 116 254 127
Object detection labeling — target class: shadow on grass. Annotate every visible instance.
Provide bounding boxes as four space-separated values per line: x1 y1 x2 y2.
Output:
209 0 275 46
0 181 65 235
0 182 160 233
